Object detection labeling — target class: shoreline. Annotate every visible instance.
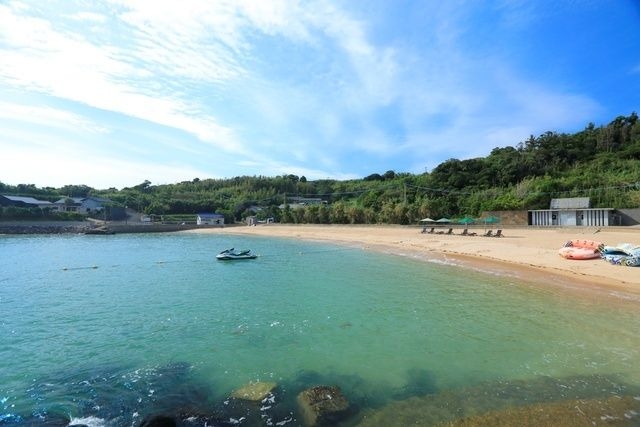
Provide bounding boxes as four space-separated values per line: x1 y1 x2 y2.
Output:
188 224 640 301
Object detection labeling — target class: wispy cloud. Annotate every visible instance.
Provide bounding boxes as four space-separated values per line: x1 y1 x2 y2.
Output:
0 101 107 134
0 1 244 153
0 0 628 188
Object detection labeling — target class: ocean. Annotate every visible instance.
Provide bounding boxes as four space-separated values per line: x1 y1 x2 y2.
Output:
1 232 639 426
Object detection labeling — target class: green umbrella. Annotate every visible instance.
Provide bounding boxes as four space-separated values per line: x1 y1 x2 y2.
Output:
457 216 475 225
480 215 500 231
435 218 450 223
482 216 500 225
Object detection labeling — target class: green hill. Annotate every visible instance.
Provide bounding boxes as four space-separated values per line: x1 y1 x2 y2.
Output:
2 113 639 224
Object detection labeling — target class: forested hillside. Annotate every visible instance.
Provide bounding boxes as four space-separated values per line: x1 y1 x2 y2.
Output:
2 113 639 224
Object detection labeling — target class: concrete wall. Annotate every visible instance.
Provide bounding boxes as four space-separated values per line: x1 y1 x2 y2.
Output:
616 208 640 226
481 210 528 226
109 223 224 233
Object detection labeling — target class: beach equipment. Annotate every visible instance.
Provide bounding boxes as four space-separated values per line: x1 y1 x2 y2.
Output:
481 215 500 225
478 215 500 232
420 218 435 233
457 216 475 225
435 227 453 235
216 248 257 260
435 218 450 223
558 239 603 260
601 243 640 266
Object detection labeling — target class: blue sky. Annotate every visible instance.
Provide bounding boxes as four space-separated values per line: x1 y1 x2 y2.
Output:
1 1 639 190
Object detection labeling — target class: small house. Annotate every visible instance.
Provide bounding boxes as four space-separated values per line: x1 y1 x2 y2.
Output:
196 213 224 225
54 197 110 215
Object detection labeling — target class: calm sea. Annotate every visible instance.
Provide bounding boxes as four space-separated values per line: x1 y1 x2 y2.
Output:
1 232 639 426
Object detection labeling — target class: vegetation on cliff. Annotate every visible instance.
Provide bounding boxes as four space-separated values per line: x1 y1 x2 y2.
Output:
2 113 639 224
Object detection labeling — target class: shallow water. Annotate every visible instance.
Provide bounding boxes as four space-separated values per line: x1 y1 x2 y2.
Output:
1 232 639 426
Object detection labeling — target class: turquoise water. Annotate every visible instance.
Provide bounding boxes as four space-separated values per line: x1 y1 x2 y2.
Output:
1 232 639 426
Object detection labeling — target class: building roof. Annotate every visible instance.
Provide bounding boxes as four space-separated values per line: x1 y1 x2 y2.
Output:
197 213 224 218
550 198 590 209
2 195 52 205
288 196 324 203
54 196 110 204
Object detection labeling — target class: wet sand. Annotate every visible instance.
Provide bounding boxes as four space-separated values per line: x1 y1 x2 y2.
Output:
191 224 640 300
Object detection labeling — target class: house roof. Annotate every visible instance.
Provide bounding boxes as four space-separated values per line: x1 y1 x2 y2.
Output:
550 198 590 209
197 213 224 218
54 196 110 204
2 195 52 205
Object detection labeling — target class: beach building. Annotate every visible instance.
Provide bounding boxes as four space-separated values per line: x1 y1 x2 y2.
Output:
196 213 224 225
280 196 327 210
528 197 614 227
287 196 326 205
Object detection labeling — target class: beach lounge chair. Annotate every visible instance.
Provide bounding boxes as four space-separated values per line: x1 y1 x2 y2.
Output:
493 229 503 237
422 227 435 234
482 230 493 237
444 228 453 235
460 228 476 236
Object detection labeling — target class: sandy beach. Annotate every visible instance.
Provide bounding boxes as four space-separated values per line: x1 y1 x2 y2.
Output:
191 224 640 299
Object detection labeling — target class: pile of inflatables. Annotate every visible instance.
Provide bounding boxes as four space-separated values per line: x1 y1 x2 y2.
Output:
558 239 604 260
559 239 640 266
600 243 640 267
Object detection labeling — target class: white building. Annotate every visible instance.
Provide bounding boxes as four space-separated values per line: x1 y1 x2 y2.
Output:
196 213 225 225
529 198 613 227
54 197 110 215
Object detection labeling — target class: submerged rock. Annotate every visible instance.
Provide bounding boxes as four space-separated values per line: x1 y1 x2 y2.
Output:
139 414 177 427
297 385 351 426
356 374 640 426
230 381 277 401
443 395 640 427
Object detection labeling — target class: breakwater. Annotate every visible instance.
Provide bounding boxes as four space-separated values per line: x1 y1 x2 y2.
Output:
0 221 226 234
0 221 89 234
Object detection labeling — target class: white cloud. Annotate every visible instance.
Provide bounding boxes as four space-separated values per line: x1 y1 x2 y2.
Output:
69 11 107 23
1 142 209 189
0 0 615 187
0 101 107 133
0 1 245 154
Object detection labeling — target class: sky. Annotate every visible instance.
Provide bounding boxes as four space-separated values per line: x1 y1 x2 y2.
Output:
1 1 639 190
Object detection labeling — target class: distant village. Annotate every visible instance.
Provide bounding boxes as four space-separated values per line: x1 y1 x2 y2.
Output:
2 193 637 228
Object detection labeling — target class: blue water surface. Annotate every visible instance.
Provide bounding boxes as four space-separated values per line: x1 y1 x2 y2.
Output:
1 232 639 426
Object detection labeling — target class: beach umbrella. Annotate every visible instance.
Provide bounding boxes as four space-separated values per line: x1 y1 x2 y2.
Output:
419 218 435 223
457 216 475 225
480 215 500 231
435 218 451 223
481 216 500 226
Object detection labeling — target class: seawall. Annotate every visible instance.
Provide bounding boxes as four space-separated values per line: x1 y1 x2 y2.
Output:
0 221 229 234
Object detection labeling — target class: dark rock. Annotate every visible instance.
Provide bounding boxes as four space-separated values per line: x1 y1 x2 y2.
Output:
139 414 177 427
297 385 351 426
